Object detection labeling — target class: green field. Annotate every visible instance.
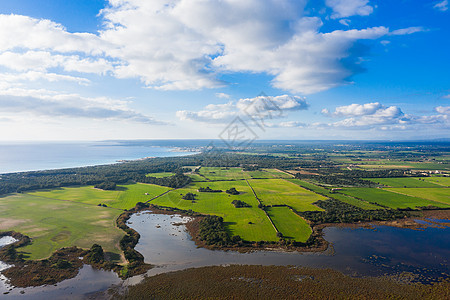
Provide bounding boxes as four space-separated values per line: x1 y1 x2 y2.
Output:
286 179 382 210
266 206 312 242
198 167 251 181
28 183 171 210
152 180 278 241
247 170 277 179
0 194 124 260
420 177 450 187
338 188 450 209
386 188 450 205
146 172 175 178
249 179 325 211
367 177 442 188
187 173 207 181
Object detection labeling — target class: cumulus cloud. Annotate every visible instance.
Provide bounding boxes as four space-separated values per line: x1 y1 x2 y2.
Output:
326 0 373 19
177 95 308 124
434 0 448 11
322 102 409 128
0 1 429 97
319 103 449 130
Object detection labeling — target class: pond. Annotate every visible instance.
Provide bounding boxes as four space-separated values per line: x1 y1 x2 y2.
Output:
128 212 450 283
1 212 449 298
0 236 18 248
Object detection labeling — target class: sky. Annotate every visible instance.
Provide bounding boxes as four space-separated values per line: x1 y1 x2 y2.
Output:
0 0 448 141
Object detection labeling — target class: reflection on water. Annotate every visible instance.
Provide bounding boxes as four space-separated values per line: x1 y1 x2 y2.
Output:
128 212 450 283
0 265 120 299
0 236 18 248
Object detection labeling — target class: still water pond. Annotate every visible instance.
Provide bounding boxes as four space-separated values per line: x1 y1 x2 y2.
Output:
128 212 449 282
1 213 449 298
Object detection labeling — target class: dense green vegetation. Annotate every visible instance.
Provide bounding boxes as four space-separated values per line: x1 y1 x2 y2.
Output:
94 181 117 190
298 199 411 224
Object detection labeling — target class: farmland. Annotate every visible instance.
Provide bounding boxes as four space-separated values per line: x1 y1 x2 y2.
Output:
286 179 382 210
198 167 251 181
0 193 124 260
266 206 312 242
338 188 450 209
386 188 450 205
152 180 278 241
28 183 172 210
249 179 325 211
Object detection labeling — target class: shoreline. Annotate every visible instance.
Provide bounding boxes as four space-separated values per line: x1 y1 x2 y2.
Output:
1 204 449 289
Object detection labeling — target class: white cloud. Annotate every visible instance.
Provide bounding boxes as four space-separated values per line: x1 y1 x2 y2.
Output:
177 95 308 124
215 93 231 99
268 121 306 128
0 71 90 85
0 86 164 124
389 27 426 36
434 0 448 11
0 1 428 96
320 103 450 130
323 102 409 128
326 0 373 19
435 106 450 115
333 102 383 116
0 14 108 55
339 19 351 26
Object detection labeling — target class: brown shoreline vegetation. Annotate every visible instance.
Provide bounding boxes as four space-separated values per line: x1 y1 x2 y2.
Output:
108 265 450 300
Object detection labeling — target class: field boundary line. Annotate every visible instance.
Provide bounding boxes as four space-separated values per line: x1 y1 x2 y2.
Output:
145 188 177 204
245 179 279 235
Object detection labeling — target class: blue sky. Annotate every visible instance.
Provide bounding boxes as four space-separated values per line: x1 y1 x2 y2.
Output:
0 0 448 141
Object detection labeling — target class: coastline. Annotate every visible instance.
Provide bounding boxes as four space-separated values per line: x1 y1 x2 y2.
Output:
0 142 197 175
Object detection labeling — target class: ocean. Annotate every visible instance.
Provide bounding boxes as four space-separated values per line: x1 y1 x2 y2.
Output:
0 140 198 174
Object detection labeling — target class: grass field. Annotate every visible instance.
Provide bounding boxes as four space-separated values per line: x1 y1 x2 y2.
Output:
247 170 277 179
420 177 450 187
338 188 450 209
152 181 278 242
249 179 325 211
187 173 207 181
0 194 124 260
286 179 383 210
367 177 443 188
146 172 175 178
198 167 251 181
28 183 171 210
386 188 450 205
266 207 312 242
